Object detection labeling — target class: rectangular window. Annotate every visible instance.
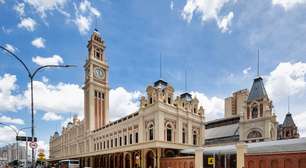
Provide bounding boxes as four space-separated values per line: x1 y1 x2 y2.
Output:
107 140 109 148
193 135 197 145
135 132 138 143
129 134 133 144
103 141 105 149
167 129 172 142
115 138 117 147
119 137 122 146
111 139 113 148
182 132 186 144
124 135 127 145
149 129 154 140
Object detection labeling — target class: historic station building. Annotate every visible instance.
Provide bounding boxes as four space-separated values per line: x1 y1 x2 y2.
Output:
49 31 205 168
48 30 301 168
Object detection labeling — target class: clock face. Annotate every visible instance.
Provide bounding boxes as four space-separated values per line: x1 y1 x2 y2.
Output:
94 67 105 79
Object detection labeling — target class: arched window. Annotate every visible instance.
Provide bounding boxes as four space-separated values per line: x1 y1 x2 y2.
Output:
252 106 258 119
182 128 186 144
247 130 262 139
193 130 197 145
149 124 154 140
166 123 173 142
259 160 265 168
286 130 291 137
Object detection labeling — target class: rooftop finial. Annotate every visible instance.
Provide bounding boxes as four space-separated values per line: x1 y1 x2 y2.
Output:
257 48 260 77
288 96 290 114
94 15 99 32
185 69 187 92
160 52 162 80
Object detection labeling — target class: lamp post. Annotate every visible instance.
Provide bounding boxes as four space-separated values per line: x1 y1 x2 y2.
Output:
0 123 31 167
0 45 75 168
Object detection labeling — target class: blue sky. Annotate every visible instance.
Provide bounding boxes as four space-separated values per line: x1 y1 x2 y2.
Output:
1 0 306 156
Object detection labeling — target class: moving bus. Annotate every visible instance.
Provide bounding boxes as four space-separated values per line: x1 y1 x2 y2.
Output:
59 160 80 168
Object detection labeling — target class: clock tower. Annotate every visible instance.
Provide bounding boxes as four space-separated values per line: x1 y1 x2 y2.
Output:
84 30 109 131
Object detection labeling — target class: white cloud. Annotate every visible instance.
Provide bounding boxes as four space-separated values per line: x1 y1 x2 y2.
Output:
109 87 141 121
73 0 101 34
3 44 17 53
31 37 46 48
14 3 25 17
217 11 234 33
170 1 174 10
0 115 24 125
32 55 64 66
265 62 306 101
23 81 84 116
243 66 252 75
0 73 84 120
0 0 5 4
74 15 91 35
42 76 49 83
79 0 100 17
293 111 306 137
0 125 25 146
42 112 62 121
191 91 224 121
272 0 306 10
181 0 235 32
25 0 68 18
0 74 23 112
18 17 37 31
1 26 13 34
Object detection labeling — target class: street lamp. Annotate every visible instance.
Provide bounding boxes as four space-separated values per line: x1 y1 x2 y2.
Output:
0 123 31 167
0 45 76 168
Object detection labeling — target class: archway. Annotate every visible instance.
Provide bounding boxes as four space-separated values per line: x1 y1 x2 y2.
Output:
146 150 155 168
125 154 131 168
247 130 262 139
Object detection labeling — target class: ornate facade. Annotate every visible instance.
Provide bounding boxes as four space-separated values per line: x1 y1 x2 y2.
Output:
49 31 205 168
49 30 300 167
206 76 299 145
277 112 300 140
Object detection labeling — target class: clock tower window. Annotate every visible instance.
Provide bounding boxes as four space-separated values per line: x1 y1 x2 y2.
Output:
94 48 103 61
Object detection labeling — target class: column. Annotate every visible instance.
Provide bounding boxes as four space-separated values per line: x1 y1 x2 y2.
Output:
236 143 247 168
188 120 192 145
195 147 204 168
141 149 145 168
139 116 144 143
155 108 165 141
177 118 182 143
123 153 126 168
156 148 161 168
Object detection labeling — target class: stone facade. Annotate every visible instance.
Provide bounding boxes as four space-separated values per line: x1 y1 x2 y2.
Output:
277 112 300 140
49 31 205 167
49 30 301 168
225 89 249 118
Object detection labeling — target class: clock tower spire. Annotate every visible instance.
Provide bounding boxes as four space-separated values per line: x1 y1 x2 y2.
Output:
84 30 109 131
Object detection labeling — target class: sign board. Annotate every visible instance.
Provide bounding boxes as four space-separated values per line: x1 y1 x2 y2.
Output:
29 142 38 149
208 157 215 165
16 136 37 142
